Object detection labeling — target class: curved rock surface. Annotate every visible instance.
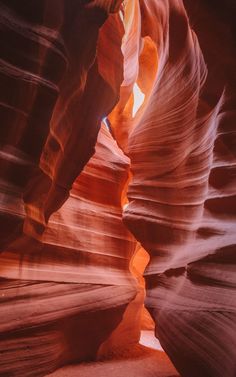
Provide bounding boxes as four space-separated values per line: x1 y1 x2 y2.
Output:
0 2 141 376
0 1 236 377
0 123 141 376
0 0 124 242
117 1 236 377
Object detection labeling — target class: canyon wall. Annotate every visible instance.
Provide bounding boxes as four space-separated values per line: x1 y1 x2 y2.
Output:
116 1 236 377
0 2 141 376
0 1 235 377
0 121 141 376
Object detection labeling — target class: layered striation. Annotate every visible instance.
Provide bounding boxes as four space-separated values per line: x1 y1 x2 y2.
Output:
0 2 141 376
0 0 124 242
0 123 140 376
0 0 235 377
113 1 236 376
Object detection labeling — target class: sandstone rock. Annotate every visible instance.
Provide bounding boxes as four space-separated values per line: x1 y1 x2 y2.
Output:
0 1 235 376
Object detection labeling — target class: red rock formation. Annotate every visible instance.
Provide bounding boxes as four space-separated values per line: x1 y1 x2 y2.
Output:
0 123 141 376
0 0 124 243
0 0 235 377
114 1 236 377
0 2 142 376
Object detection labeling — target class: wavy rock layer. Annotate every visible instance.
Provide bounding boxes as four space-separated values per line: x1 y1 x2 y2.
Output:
0 1 141 374
0 123 140 376
0 0 123 242
0 1 236 377
115 1 236 377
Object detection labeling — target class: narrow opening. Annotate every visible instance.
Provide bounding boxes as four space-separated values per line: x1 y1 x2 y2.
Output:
132 83 145 118
131 245 163 352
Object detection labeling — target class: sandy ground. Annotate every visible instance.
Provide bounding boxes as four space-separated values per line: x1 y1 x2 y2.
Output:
47 331 179 377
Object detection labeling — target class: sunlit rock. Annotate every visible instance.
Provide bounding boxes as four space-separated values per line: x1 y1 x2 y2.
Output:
0 1 235 377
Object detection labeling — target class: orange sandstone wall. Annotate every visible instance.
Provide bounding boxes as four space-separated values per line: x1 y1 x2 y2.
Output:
115 1 236 377
0 1 235 377
0 122 141 376
0 2 141 376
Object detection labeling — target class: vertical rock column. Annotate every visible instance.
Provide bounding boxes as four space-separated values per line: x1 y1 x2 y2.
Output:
0 124 140 377
0 2 142 376
116 1 236 376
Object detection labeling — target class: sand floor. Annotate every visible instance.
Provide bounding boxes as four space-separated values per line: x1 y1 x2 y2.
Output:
47 331 179 377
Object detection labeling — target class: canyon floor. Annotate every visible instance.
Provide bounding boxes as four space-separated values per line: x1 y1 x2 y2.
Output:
47 331 179 377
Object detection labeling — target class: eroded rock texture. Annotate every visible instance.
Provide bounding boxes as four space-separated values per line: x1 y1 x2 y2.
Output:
0 0 123 242
0 1 140 376
116 1 236 377
0 0 236 377
0 122 141 376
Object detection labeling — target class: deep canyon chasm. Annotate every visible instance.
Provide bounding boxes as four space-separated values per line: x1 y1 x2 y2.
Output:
0 1 235 377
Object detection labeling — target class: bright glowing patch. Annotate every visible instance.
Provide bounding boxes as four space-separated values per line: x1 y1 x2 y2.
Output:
119 10 124 23
123 203 129 211
102 117 110 131
132 83 145 117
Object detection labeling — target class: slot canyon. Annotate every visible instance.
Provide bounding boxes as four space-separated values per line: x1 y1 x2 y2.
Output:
0 1 235 376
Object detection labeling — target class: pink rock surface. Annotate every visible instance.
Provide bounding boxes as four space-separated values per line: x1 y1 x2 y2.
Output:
0 0 124 242
0 120 143 375
46 340 179 377
116 1 236 377
0 1 235 377
0 2 142 375
0 123 142 376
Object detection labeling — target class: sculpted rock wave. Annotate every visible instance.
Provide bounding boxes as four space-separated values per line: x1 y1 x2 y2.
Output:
0 2 140 376
116 1 236 376
0 1 235 377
